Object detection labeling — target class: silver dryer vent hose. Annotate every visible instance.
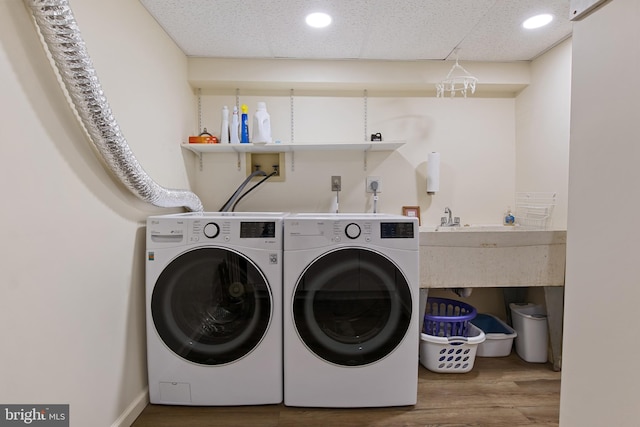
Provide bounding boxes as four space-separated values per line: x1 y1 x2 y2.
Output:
24 0 204 213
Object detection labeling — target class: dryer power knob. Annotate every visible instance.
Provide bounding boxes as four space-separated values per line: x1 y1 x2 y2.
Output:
345 223 361 239
203 222 220 239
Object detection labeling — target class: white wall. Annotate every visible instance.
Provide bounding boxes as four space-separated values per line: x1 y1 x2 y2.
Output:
191 44 572 230
0 1 194 425
515 38 572 229
562 0 640 425
195 91 517 227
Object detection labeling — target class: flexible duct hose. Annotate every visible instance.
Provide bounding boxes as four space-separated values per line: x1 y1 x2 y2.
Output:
24 0 204 212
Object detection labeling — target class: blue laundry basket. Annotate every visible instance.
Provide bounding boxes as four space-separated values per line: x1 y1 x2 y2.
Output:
423 297 477 337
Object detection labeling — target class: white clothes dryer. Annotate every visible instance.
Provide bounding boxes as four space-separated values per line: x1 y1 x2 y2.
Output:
283 213 419 407
145 212 285 405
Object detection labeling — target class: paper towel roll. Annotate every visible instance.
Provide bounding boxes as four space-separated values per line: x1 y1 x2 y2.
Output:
427 152 440 194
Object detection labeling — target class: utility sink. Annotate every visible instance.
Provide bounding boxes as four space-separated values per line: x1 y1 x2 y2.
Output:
418 224 567 371
419 226 566 288
430 224 535 232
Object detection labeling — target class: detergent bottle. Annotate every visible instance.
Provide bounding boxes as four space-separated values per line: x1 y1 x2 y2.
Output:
252 102 272 143
240 104 250 143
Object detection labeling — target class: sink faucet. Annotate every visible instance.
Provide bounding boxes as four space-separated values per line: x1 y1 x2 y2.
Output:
441 207 461 227
445 207 452 224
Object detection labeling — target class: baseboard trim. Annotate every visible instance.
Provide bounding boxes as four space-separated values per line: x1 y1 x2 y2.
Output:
111 387 149 427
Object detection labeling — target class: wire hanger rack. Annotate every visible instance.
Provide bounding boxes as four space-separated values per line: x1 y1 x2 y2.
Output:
436 50 478 98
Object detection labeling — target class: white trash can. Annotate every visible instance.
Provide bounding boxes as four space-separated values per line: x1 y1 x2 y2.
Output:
509 303 548 363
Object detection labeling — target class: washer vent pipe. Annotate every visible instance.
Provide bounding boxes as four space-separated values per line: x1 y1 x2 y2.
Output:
24 0 204 212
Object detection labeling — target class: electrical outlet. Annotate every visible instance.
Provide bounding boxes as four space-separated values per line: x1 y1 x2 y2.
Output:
366 176 382 193
331 176 341 191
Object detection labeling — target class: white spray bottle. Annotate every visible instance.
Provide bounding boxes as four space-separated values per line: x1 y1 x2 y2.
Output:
230 106 240 144
220 106 229 143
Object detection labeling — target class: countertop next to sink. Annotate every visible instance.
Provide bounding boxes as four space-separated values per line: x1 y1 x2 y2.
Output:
418 228 567 288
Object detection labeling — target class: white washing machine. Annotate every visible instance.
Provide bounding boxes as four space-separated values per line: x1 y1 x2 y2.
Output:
145 212 285 405
283 213 419 407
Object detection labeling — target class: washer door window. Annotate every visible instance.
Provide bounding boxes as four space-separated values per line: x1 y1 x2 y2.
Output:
152 247 272 365
293 248 412 366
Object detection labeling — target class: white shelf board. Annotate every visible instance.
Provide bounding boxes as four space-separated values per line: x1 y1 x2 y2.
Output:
181 141 404 154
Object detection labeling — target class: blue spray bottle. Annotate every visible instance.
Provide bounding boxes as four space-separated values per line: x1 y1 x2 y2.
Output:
240 104 250 143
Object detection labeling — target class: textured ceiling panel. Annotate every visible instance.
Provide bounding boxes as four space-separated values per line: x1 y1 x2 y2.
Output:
360 0 496 60
261 0 372 59
456 0 573 61
139 0 573 62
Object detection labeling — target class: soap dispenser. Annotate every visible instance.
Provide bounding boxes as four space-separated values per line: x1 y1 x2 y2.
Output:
504 207 515 226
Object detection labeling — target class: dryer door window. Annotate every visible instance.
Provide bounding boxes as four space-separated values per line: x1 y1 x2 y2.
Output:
152 247 272 365
292 248 412 366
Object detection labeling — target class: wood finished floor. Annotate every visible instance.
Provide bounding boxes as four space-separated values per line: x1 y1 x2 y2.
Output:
131 354 560 427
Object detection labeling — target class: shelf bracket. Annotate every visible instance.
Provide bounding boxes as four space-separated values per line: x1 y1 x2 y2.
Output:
290 88 295 172
363 89 368 142
363 89 369 171
196 88 203 171
197 88 202 134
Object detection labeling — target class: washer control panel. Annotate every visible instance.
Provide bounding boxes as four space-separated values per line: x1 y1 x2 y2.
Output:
344 223 361 239
285 215 418 251
147 218 185 244
147 215 283 250
380 221 415 239
203 222 220 239
332 220 372 243
189 220 230 243
189 220 278 243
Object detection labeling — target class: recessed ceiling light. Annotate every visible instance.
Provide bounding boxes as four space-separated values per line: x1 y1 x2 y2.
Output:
523 14 554 29
305 12 332 28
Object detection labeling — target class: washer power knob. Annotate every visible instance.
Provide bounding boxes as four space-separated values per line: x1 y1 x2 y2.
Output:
345 223 361 239
203 222 220 239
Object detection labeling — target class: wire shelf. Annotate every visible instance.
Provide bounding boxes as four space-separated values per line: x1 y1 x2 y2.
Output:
515 192 557 229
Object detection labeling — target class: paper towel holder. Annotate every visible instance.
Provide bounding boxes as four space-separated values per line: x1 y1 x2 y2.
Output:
427 151 440 195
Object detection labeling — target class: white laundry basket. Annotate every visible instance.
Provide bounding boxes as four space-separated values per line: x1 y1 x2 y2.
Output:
509 303 548 363
419 323 485 373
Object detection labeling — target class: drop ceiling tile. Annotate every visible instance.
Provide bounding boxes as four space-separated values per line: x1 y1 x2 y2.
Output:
141 0 272 57
360 0 496 60
258 0 371 59
455 0 573 61
139 0 573 61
